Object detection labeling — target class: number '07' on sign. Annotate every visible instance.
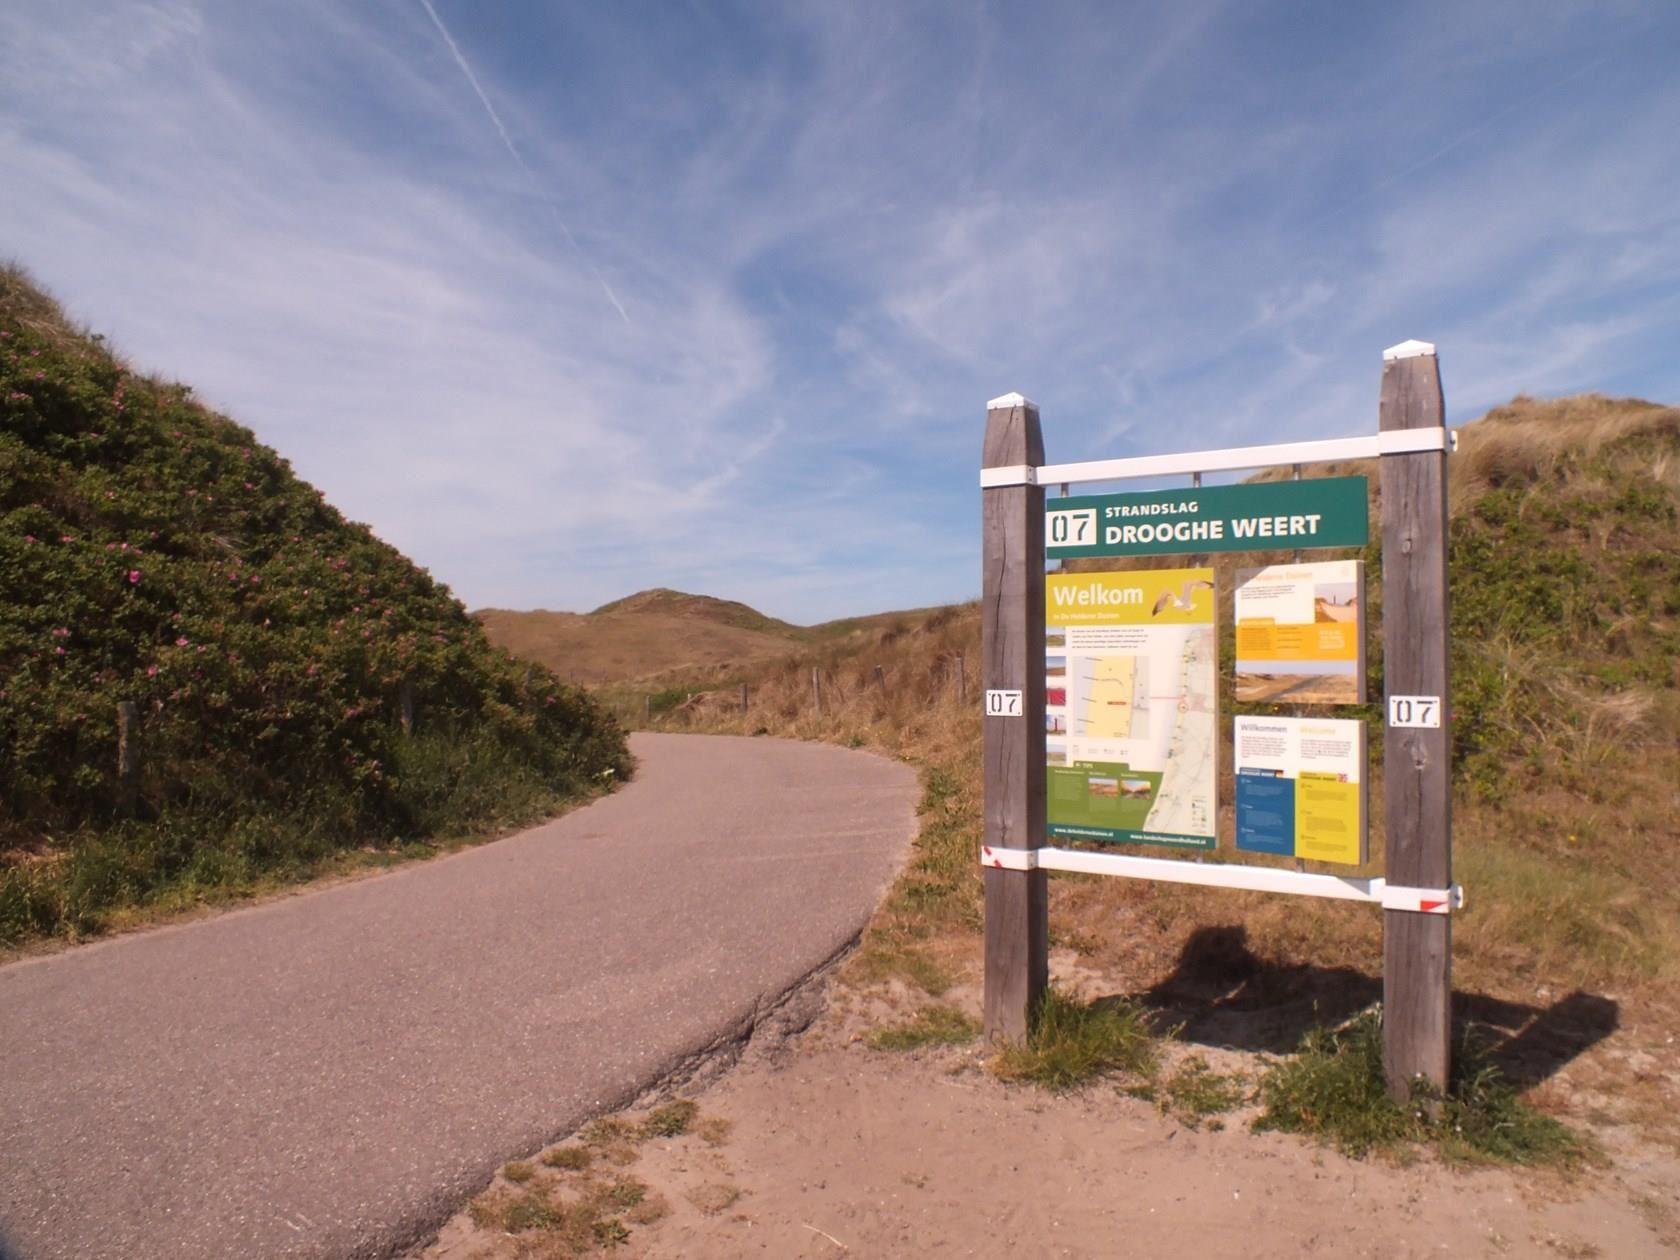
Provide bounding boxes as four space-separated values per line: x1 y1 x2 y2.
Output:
985 690 1023 717
1047 509 1096 546
1388 695 1441 728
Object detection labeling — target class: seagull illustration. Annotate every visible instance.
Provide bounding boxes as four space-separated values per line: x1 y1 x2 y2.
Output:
1151 578 1214 616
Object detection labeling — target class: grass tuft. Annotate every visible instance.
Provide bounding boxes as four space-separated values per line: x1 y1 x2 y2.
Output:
866 1004 980 1051
1254 1012 1588 1165
543 1145 592 1172
991 988 1156 1091
640 1099 698 1139
1160 1056 1248 1128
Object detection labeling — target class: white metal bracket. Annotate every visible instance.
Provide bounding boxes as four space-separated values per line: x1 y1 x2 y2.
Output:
980 464 1038 488
979 845 1038 870
1376 427 1453 456
1379 883 1463 915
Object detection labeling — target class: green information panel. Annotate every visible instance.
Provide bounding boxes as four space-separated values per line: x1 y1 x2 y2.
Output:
1046 476 1368 559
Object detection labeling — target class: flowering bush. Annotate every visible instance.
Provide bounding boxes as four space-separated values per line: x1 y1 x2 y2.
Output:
0 267 630 941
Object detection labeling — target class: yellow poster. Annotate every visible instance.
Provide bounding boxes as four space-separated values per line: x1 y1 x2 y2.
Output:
1233 560 1365 704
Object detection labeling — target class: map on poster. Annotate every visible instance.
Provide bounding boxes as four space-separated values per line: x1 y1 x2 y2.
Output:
1045 569 1217 851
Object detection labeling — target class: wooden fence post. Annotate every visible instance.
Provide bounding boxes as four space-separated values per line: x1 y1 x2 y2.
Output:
874 665 886 691
981 392 1049 1043
811 667 821 712
644 694 652 724
739 682 749 712
1379 340 1453 1100
116 701 140 817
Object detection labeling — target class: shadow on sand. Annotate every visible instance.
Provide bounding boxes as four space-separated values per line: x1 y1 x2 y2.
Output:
1130 925 1619 1088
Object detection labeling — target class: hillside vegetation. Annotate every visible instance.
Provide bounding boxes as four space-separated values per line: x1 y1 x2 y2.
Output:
0 267 630 945
593 395 1680 1022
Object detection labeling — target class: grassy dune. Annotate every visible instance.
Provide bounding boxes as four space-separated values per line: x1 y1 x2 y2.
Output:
0 267 630 945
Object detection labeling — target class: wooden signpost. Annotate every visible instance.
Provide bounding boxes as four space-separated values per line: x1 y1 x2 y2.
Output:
981 393 1049 1042
981 346 1458 1099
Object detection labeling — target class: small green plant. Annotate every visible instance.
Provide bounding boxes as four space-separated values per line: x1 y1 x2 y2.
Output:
603 1178 646 1208
640 1099 698 1138
1161 1056 1247 1128
580 1117 634 1146
502 1160 535 1184
469 1188 565 1233
592 1216 632 1246
866 1004 980 1051
991 988 1156 1091
543 1144 592 1171
1254 1013 1587 1165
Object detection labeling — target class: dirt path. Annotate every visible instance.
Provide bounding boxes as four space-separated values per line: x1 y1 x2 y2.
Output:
419 1001 1680 1260
0 734 917 1260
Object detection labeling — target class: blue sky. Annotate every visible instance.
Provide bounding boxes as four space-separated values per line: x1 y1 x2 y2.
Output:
4 2 1677 623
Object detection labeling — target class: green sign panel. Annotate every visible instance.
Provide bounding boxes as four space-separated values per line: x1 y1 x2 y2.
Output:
1045 476 1369 559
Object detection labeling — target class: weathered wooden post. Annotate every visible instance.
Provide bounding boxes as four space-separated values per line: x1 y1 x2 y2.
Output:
116 701 140 817
811 667 822 712
739 682 749 712
981 393 1049 1042
874 665 886 691
644 694 652 724
1379 340 1453 1099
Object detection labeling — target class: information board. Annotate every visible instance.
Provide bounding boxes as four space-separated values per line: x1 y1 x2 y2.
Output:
1045 569 1218 850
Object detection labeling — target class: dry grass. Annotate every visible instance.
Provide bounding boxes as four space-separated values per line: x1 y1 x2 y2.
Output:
459 1103 730 1255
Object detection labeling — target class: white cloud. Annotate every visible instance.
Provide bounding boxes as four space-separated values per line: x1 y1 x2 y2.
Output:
3 0 1677 622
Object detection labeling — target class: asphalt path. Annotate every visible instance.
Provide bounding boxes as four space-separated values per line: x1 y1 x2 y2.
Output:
0 733 918 1260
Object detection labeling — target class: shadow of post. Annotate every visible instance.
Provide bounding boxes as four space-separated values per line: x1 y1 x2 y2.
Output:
1129 925 1619 1085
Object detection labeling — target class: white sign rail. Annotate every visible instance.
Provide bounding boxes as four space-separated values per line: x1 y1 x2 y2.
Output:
979 846 1462 912
978 427 1454 489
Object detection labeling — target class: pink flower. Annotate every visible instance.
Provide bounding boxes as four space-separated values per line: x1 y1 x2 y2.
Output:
176 637 189 647
60 535 74 543
106 490 115 499
23 534 35 543
146 665 158 677
127 569 141 584
54 646 65 655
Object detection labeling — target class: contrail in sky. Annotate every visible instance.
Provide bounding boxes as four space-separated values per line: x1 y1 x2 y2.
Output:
416 0 631 326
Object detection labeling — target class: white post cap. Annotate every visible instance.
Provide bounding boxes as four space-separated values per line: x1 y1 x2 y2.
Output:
1382 339 1437 361
986 391 1037 410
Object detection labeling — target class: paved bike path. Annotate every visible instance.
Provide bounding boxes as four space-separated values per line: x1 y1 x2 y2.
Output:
0 733 918 1260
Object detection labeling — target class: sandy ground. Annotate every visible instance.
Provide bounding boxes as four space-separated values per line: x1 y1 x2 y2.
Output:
415 993 1680 1260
